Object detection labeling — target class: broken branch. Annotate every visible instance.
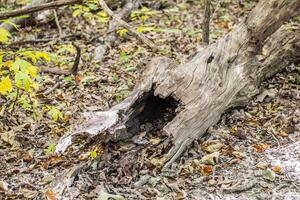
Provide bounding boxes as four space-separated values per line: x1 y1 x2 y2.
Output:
0 0 82 20
98 0 157 51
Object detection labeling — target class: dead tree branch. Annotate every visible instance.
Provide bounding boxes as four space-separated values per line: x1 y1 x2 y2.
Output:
99 0 157 51
55 0 300 169
0 0 82 20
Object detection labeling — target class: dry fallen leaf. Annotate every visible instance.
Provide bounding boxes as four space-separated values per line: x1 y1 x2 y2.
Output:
253 143 271 153
23 151 33 162
272 165 282 174
278 130 288 137
256 161 269 169
232 151 246 159
45 188 56 200
0 181 8 192
0 131 21 147
201 152 220 165
201 165 213 176
203 142 223 153
262 168 276 182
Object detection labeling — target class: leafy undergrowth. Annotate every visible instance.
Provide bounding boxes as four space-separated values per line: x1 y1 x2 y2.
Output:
1 0 299 199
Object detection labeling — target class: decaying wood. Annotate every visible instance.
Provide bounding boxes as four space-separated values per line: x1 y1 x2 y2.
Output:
0 0 82 20
56 0 300 168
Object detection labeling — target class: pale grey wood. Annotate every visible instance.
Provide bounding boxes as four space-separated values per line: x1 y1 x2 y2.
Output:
56 0 300 168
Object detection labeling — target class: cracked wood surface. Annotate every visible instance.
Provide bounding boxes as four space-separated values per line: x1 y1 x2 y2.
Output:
56 0 300 166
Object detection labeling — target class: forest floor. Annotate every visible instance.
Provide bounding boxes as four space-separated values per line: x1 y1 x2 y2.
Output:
0 0 299 199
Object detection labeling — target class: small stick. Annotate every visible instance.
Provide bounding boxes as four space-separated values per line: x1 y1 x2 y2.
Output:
43 82 60 95
40 43 81 75
98 0 157 51
53 9 63 39
0 0 82 20
70 42 81 75
202 0 211 45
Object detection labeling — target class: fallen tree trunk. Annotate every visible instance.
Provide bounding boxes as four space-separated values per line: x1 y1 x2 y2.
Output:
56 0 300 168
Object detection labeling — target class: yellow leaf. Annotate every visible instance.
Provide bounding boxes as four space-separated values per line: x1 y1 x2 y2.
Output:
0 76 13 95
0 28 11 43
117 29 128 37
35 52 50 62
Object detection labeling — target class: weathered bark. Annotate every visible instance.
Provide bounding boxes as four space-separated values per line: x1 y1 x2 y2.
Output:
56 0 300 167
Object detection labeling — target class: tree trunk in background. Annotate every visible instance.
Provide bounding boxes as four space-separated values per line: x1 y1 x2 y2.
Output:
56 0 300 168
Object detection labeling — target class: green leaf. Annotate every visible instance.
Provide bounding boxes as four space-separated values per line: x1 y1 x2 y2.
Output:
48 106 63 121
0 76 13 95
119 52 130 63
89 150 97 159
45 144 56 155
126 66 137 72
72 9 83 17
136 26 155 33
35 52 51 62
1 19 19 30
14 72 31 91
12 58 37 77
0 28 11 43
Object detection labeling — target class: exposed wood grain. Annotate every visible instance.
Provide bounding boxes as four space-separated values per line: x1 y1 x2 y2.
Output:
55 0 300 168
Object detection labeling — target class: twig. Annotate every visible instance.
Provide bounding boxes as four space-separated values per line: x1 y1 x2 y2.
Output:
93 0 139 62
0 0 82 20
223 179 256 193
6 34 83 47
202 0 211 45
43 82 61 95
53 9 63 39
70 42 81 75
41 43 81 75
40 67 70 75
98 0 157 51
10 88 19 113
211 0 222 21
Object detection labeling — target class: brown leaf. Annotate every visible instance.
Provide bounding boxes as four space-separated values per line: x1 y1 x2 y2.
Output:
272 165 282 174
0 181 8 191
201 152 220 165
201 165 213 176
253 143 271 153
45 188 56 200
256 161 269 169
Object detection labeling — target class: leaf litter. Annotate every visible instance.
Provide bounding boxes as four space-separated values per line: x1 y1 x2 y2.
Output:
0 0 299 200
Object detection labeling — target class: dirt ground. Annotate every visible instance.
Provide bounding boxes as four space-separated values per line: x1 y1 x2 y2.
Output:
0 0 299 199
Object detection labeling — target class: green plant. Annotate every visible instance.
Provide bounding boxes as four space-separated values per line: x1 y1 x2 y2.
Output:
47 106 63 121
71 0 109 23
45 144 56 155
131 7 159 21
